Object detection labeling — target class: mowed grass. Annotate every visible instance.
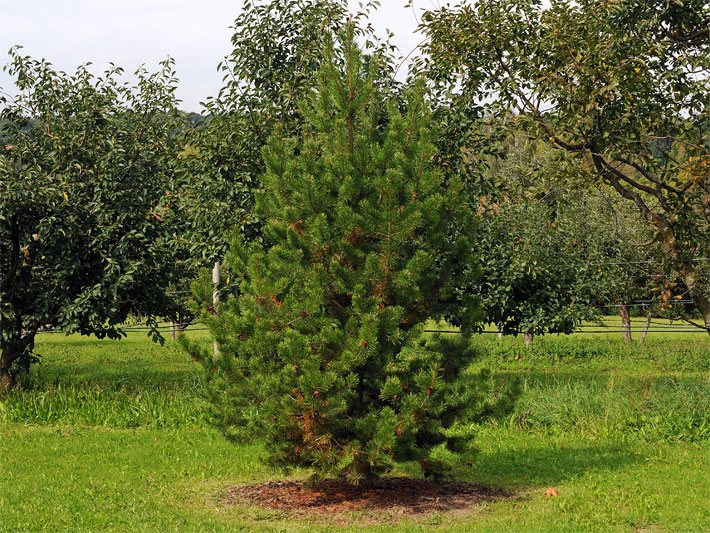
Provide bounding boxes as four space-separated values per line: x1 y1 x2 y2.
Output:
1 324 708 531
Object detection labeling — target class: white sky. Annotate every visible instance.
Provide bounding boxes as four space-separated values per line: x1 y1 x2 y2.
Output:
0 1 443 112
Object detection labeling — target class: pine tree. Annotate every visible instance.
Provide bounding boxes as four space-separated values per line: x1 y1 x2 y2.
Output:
186 29 515 484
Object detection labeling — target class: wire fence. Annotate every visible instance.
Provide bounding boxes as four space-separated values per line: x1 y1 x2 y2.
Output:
34 285 709 338
36 322 708 336
37 322 210 334
425 328 707 335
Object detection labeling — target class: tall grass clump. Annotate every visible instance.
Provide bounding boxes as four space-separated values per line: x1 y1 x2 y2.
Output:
501 374 709 443
0 332 209 428
471 334 710 373
0 382 208 428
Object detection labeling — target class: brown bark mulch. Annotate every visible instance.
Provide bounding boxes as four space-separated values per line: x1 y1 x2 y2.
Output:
225 477 511 517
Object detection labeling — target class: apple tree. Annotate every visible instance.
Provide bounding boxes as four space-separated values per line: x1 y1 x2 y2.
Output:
422 0 710 332
0 51 183 389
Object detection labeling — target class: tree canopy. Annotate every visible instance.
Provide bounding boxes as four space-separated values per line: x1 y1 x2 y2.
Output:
422 0 710 332
0 50 183 389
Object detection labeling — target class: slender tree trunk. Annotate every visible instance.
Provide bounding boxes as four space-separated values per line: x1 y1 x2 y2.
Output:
698 301 710 335
524 331 534 347
0 343 23 392
619 305 632 343
0 327 37 391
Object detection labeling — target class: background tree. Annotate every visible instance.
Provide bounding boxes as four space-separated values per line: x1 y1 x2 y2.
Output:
422 0 710 332
471 201 600 346
579 187 671 342
0 51 182 389
184 31 515 484
438 121 666 343
464 136 620 344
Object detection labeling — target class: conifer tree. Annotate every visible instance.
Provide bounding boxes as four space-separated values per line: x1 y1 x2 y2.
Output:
186 29 515 484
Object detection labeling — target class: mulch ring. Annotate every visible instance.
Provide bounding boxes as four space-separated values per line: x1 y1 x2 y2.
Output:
224 477 511 517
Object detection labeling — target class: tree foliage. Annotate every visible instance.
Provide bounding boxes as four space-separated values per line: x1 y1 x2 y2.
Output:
0 51 182 389
461 135 657 341
470 200 601 339
422 0 710 332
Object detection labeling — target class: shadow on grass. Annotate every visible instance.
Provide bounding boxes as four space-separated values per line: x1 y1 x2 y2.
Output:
471 440 639 490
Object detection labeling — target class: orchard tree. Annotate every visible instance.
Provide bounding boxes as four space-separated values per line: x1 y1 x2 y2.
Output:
442 126 665 343
464 137 600 344
470 201 602 346
579 188 670 341
0 51 183 389
480 135 666 343
183 31 515 484
422 0 710 332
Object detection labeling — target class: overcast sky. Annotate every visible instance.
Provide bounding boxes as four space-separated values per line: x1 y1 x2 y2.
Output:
0 1 441 112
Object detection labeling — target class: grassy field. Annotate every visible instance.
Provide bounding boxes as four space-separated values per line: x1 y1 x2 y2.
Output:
1 323 708 531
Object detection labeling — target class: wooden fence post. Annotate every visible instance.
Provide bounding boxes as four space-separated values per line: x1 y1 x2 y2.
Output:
212 260 221 356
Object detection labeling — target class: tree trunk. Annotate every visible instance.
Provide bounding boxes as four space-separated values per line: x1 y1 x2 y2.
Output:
0 343 22 392
705 312 710 334
680 270 710 335
699 301 710 335
619 305 632 343
0 329 37 391
524 331 534 347
0 364 14 393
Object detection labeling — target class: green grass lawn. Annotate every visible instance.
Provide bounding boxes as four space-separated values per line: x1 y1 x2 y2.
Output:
1 325 708 531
